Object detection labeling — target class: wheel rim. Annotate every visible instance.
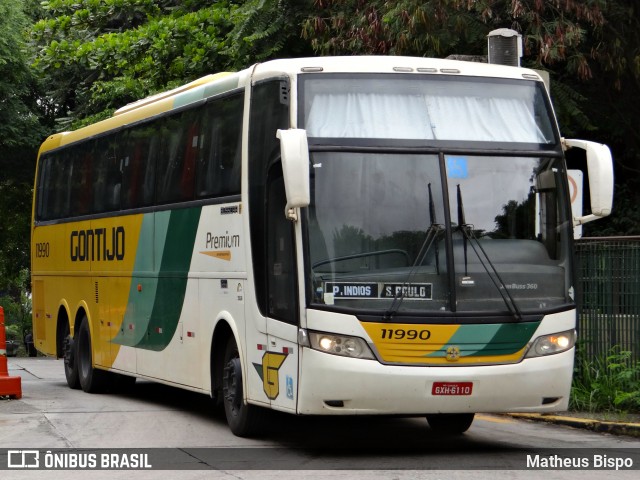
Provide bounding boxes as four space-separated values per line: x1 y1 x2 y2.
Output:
223 357 242 417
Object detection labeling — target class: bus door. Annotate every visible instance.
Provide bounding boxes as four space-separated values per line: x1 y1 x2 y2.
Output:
262 168 299 413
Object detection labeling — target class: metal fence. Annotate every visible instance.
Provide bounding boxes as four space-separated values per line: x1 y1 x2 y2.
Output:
575 236 640 366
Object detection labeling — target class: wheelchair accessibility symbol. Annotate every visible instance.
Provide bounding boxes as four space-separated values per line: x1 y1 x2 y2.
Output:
286 375 294 400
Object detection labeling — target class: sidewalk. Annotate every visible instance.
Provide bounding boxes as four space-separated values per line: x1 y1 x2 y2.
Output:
509 412 640 438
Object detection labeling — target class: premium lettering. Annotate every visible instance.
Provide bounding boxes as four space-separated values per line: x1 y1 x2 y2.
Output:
205 231 240 249
70 227 125 262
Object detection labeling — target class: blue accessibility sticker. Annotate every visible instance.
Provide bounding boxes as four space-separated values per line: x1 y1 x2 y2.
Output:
447 157 468 179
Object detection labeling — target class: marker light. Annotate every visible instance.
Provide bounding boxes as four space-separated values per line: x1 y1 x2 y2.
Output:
308 331 375 359
525 330 576 358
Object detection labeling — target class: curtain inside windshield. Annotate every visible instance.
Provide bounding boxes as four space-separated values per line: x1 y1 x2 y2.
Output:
303 75 555 144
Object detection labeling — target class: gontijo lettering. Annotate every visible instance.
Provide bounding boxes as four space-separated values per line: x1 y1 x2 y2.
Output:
70 227 125 261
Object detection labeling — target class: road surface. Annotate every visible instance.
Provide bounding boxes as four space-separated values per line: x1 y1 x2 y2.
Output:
1 357 639 479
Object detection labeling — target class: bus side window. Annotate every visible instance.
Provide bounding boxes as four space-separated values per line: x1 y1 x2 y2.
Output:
49 152 73 219
121 125 157 209
196 93 243 198
156 112 198 204
36 155 53 221
156 117 181 204
69 142 93 216
180 117 199 200
93 137 121 213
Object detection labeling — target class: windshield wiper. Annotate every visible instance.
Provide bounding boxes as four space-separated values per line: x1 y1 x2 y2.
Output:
385 183 442 319
456 185 523 321
457 185 469 277
428 183 441 275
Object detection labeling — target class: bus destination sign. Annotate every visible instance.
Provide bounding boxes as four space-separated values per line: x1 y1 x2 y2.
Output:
325 282 432 300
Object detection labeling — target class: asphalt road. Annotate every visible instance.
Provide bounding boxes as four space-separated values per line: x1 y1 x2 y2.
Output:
2 357 639 479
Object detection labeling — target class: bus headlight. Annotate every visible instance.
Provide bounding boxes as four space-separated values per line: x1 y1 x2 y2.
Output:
525 330 576 358
308 331 375 359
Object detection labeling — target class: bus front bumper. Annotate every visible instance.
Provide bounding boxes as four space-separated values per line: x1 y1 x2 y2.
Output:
297 347 573 415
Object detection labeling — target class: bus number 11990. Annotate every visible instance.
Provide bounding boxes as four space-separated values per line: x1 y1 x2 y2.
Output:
380 328 431 340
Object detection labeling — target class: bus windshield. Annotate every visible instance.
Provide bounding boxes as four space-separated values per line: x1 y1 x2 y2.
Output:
302 75 572 316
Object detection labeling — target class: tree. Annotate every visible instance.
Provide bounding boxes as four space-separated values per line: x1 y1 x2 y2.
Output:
224 0 314 70
29 1 240 127
303 1 640 236
24 1 640 236
28 0 313 128
0 0 45 149
0 0 45 304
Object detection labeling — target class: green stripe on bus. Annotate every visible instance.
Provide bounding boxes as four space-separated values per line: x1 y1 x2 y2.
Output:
426 321 540 357
114 214 156 346
136 207 202 351
471 321 540 356
115 208 202 351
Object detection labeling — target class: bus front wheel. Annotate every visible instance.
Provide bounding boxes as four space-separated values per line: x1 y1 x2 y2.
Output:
426 413 475 434
222 337 268 437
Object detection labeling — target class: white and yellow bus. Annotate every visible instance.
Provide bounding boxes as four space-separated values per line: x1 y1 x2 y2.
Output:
31 56 614 436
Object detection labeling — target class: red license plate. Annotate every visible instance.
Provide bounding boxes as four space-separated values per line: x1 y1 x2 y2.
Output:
432 382 473 396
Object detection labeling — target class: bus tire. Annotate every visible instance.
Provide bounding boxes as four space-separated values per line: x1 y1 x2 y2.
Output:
426 413 475 434
222 336 268 437
76 316 108 393
62 322 80 390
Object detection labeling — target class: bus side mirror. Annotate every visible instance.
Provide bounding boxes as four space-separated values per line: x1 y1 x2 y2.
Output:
277 129 310 221
563 138 614 226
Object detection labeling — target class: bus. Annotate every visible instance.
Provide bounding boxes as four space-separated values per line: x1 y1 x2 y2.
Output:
31 56 614 436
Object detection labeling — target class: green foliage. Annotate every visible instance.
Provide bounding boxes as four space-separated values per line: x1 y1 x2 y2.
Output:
225 0 313 69
0 180 33 301
0 0 46 148
29 1 239 126
571 346 640 413
0 269 32 340
303 1 640 236
28 1 313 128
0 1 43 311
303 0 610 73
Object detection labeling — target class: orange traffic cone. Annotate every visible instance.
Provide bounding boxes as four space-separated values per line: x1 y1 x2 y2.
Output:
0 306 22 399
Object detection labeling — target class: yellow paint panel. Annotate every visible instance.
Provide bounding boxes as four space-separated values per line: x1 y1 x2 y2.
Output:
362 322 526 365
362 322 460 364
31 214 145 361
379 347 527 365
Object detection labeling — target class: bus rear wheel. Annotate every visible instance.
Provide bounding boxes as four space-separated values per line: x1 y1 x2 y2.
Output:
222 337 268 437
62 322 80 390
76 316 108 393
426 413 475 434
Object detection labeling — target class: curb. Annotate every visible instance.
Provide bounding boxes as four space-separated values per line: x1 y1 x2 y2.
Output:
508 413 640 438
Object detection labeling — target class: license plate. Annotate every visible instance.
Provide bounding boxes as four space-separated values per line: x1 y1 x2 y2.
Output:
432 382 473 396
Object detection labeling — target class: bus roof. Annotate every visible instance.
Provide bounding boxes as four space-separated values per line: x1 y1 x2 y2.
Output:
38 56 544 155
251 55 544 83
